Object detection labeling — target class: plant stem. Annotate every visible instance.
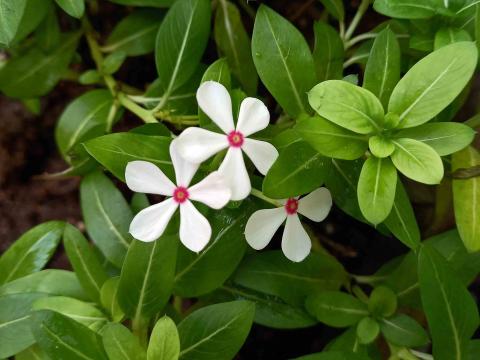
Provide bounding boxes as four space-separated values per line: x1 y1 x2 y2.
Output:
409 350 433 360
118 93 157 123
132 316 149 348
105 99 120 132
250 188 282 207
344 0 370 41
345 32 377 49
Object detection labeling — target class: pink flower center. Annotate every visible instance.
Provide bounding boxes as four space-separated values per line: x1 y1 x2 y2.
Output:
285 198 299 215
227 130 244 148
173 186 189 204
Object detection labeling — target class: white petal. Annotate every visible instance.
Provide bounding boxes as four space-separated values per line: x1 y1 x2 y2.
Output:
175 127 229 164
242 138 279 175
218 148 251 201
236 97 270 137
170 140 199 187
298 187 333 222
188 171 231 209
245 207 286 250
129 199 178 242
179 200 212 252
281 215 311 262
125 161 175 196
196 81 235 133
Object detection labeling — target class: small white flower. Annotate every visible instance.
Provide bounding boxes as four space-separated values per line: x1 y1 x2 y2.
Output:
175 81 279 201
245 188 333 262
125 140 231 252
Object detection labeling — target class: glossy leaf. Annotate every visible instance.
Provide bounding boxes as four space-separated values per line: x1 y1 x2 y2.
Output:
380 314 429 347
214 0 257 94
148 316 180 360
0 221 64 285
54 0 84 18
102 323 146 360
452 146 480 252
252 5 316 116
388 42 478 128
63 224 109 303
263 141 330 198
363 28 400 109
357 156 397 225
390 138 444 184
0 0 27 46
308 80 384 134
177 301 254 360
80 171 133 267
31 310 108 360
312 21 344 81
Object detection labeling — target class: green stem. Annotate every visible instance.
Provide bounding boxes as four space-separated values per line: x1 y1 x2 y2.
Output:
345 32 377 49
344 0 370 41
105 99 120 132
350 274 387 284
409 350 432 360
118 93 157 123
250 188 282 207
132 316 149 349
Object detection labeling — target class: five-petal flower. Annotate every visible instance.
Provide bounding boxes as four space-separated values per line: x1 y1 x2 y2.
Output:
175 81 279 200
245 188 333 262
125 141 231 252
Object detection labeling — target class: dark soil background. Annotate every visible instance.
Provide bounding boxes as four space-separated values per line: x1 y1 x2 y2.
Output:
0 1 478 359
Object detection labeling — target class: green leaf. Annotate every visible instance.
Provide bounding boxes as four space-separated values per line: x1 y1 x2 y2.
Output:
388 42 478 129
118 236 178 320
102 51 126 75
0 270 88 300
263 141 330 198
294 350 370 360
148 316 180 360
384 180 421 249
308 80 384 134
357 156 397 225
102 323 146 360
418 244 479 360
235 251 347 307
54 0 84 18
373 0 439 19
155 0 211 104
32 296 108 328
15 345 49 360
356 317 380 344
363 28 400 109
63 224 109 303
0 293 44 358
104 9 164 56
13 0 50 44
305 291 369 327
391 138 444 184
0 0 27 46
31 310 108 360
380 314 429 347
174 202 251 297
108 0 174 6
100 277 124 322
368 286 397 317
84 133 173 182
394 122 475 156
0 31 80 98
214 0 257 94
55 90 115 165
312 21 344 81
80 171 133 268
368 136 395 158
452 146 480 252
0 221 64 285
319 0 345 20
295 116 368 160
434 27 471 49
177 301 254 360
252 5 316 117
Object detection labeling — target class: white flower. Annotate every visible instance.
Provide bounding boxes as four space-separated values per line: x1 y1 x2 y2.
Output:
125 141 231 252
175 81 279 201
245 188 333 262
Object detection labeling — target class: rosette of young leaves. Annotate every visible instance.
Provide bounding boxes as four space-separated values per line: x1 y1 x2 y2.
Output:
303 41 477 225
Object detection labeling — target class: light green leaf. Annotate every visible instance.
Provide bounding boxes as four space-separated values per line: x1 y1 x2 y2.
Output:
80 171 133 268
263 141 330 198
148 316 180 360
100 277 124 322
0 0 27 46
54 0 84 18
295 116 368 160
0 221 64 285
363 28 400 109
308 80 384 134
108 0 174 6
368 136 395 158
312 21 344 81
102 323 146 360
380 314 429 347
13 0 50 44
178 301 254 360
434 27 471 49
391 138 444 184
388 42 478 128
368 286 397 317
63 224 109 303
252 5 316 117
15 345 49 360
356 317 380 344
395 122 475 156
418 244 479 360
452 146 480 252
357 156 397 225
214 0 257 94
373 0 439 19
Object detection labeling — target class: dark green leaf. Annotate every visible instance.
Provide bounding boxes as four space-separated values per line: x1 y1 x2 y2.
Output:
0 0 27 46
102 323 146 360
54 0 84 18
148 316 180 360
100 277 124 322
373 0 439 19
312 21 344 81
434 27 471 49
108 0 174 6
380 314 429 347
294 350 370 360
368 286 397 317
13 0 50 44
319 0 345 20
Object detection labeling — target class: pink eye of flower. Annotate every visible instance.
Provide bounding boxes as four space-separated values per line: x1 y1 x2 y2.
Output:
285 198 299 215
227 130 244 148
173 186 189 204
